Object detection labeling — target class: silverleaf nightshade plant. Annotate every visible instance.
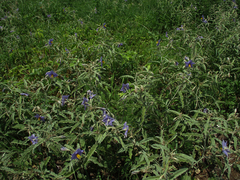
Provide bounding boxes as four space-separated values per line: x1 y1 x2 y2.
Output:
71 149 84 160
28 134 38 145
156 39 161 46
46 70 58 78
103 23 106 29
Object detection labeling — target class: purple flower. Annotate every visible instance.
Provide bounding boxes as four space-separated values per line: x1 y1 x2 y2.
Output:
63 8 65 12
61 95 69 106
120 83 129 93
0 26 2 30
185 60 195 68
222 140 230 157
166 32 168 38
9 49 13 53
99 56 103 67
94 7 97 14
90 126 94 131
34 114 45 122
48 39 53 45
184 56 189 60
175 62 179 66
20 93 29 96
203 108 208 113
118 43 123 47
177 28 180 31
46 70 58 78
28 134 38 145
65 48 69 54
16 35 20 39
81 97 89 110
71 148 84 160
30 32 32 35
96 28 99 32
87 90 96 99
123 122 129 138
201 15 208 23
102 114 115 126
75 33 77 37
10 30 14 33
47 14 51 18
103 23 106 29
156 39 161 46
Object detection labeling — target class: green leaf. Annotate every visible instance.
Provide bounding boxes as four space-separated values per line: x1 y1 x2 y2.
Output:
143 176 161 180
151 144 168 151
175 153 196 164
85 143 98 164
169 168 188 179
89 156 104 167
178 91 184 109
12 124 25 130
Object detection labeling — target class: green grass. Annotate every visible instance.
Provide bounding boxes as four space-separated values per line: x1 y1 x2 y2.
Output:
0 0 240 179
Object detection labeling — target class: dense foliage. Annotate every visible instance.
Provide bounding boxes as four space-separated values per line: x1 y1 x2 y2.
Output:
0 0 240 179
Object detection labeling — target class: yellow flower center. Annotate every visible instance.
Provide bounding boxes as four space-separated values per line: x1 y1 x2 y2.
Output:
76 154 81 159
38 117 41 120
188 64 191 67
51 74 53 78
